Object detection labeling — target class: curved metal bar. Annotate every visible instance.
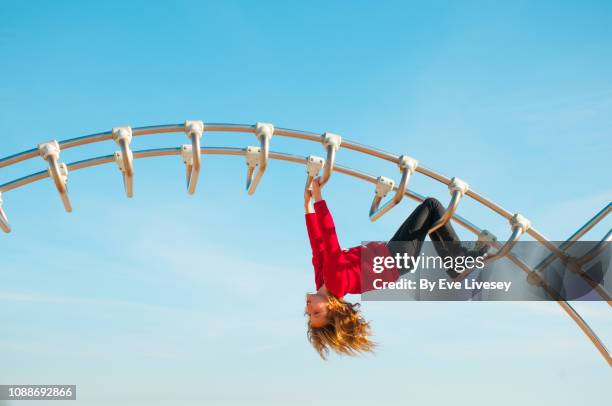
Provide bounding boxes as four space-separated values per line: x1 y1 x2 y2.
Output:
455 236 611 366
245 123 273 195
530 206 612 304
183 120 204 195
369 155 418 222
535 203 611 273
0 192 10 233
546 229 612 305
0 123 597 267
0 120 590 265
0 124 186 169
469 248 610 364
0 148 39 168
558 301 611 367
0 146 608 365
0 123 560 249
578 228 612 266
37 140 72 212
428 177 469 234
484 227 523 263
568 203 611 244
522 261 611 366
112 127 134 198
0 147 507 235
319 132 342 188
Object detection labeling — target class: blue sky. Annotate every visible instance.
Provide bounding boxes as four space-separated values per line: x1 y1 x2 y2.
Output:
0 1 611 405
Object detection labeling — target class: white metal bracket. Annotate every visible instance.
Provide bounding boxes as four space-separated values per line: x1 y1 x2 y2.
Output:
37 140 72 212
112 126 134 198
181 144 194 166
428 177 469 233
369 155 418 222
305 155 325 191
510 213 531 233
375 176 395 198
0 192 10 233
245 122 274 195
183 120 204 194
319 132 342 188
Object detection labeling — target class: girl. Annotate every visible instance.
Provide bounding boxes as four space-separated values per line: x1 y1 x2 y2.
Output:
304 177 488 359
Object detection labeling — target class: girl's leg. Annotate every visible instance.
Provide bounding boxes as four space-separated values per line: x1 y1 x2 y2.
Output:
388 197 464 268
422 198 464 257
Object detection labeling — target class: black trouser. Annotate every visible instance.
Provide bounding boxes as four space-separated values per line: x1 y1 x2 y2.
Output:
387 197 464 276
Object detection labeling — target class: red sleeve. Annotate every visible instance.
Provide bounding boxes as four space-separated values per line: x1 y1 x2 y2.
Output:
313 200 342 256
314 200 348 297
305 213 325 290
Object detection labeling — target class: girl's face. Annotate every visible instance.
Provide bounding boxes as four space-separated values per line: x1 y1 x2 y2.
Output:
305 293 329 328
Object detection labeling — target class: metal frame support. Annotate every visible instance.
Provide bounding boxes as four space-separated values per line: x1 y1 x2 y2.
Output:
182 120 204 194
534 203 610 273
1 130 610 365
305 155 325 192
319 132 342 188
485 213 531 263
577 228 611 267
112 126 134 198
0 192 10 233
428 177 469 234
38 140 72 212
369 155 418 222
245 121 274 195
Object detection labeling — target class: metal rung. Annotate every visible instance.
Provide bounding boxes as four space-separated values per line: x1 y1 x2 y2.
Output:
319 132 342 188
485 213 531 263
245 122 273 195
369 155 417 221
428 177 469 234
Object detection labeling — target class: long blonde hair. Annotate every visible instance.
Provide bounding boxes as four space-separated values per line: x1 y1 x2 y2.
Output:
306 294 375 359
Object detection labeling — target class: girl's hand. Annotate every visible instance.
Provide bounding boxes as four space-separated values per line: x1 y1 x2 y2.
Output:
312 177 323 202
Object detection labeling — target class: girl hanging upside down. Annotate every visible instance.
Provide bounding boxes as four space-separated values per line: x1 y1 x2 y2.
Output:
304 177 489 359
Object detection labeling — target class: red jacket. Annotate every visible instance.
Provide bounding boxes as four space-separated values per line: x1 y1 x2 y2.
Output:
305 200 399 297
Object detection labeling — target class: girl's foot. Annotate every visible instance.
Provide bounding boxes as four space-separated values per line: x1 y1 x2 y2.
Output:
462 240 490 259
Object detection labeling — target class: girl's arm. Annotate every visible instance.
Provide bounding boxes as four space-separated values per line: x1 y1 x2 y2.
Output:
305 188 325 289
312 200 342 256
311 179 347 297
311 179 342 256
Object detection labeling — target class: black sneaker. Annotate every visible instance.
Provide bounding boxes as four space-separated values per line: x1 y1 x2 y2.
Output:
462 241 490 260
445 268 461 280
444 243 489 280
